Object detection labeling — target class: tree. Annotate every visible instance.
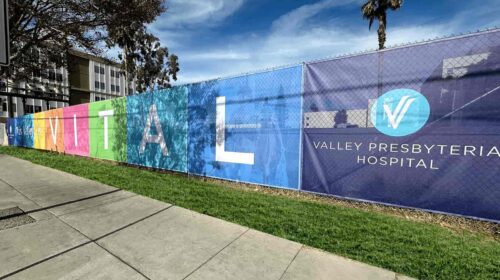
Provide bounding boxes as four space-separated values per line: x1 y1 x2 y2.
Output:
124 28 179 92
104 0 179 92
2 0 106 81
113 26 179 93
1 0 178 89
361 0 403 50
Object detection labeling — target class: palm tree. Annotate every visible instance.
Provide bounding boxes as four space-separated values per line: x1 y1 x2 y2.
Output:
362 0 403 50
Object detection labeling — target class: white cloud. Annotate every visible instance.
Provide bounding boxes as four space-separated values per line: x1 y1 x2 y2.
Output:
271 0 361 32
182 50 251 61
175 24 449 84
154 0 245 29
163 0 497 85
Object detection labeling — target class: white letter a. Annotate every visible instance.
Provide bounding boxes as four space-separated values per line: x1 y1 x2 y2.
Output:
140 104 168 156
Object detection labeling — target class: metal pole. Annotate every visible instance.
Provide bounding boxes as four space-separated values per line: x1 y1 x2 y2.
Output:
7 80 13 117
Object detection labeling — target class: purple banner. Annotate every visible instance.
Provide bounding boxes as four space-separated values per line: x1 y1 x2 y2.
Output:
302 30 500 221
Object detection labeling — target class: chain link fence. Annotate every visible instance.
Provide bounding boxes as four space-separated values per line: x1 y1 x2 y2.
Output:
301 29 500 221
187 65 303 189
5 29 500 221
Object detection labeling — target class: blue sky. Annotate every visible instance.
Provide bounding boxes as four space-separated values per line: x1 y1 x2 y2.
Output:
148 0 500 84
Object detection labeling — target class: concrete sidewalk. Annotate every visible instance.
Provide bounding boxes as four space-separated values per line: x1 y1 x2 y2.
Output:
0 154 414 280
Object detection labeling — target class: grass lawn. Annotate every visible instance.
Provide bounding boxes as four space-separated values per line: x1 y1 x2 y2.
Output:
1 146 499 280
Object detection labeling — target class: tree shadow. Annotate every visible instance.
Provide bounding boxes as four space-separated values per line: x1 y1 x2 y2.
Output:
187 81 219 176
111 97 127 162
126 87 188 171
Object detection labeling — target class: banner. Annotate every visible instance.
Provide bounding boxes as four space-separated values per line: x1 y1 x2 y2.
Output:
64 104 89 156
89 98 127 161
188 66 303 189
6 116 34 148
127 87 188 172
44 109 65 152
302 30 500 221
33 112 46 150
6 118 15 146
13 117 22 146
5 30 499 222
0 123 6 146
20 115 34 148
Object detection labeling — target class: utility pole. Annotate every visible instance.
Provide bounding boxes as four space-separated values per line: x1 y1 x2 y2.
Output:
0 0 10 118
0 0 8 66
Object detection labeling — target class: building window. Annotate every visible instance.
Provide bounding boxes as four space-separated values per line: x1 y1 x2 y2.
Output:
41 70 48 79
95 65 105 75
35 106 42 113
33 70 42 79
95 81 100 90
48 70 56 81
110 69 115 77
0 81 6 91
56 73 63 82
25 105 34 114
95 96 101 102
110 84 120 92
100 82 105 90
2 99 6 112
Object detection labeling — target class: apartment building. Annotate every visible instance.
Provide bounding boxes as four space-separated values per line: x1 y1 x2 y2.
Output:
0 50 135 121
68 50 135 105
0 65 69 120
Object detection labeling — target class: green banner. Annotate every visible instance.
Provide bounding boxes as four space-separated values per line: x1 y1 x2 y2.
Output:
89 98 127 161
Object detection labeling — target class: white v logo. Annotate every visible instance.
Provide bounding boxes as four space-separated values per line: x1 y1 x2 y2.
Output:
383 96 416 129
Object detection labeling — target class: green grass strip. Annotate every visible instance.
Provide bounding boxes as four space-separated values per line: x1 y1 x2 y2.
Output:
1 146 499 279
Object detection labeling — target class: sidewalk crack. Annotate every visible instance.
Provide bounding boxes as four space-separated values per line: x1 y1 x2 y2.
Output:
0 205 172 280
279 245 304 280
182 227 250 280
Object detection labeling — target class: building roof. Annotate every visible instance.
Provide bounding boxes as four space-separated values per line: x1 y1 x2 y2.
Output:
69 49 122 67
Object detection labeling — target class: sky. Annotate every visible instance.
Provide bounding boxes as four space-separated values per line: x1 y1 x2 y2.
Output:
148 0 500 85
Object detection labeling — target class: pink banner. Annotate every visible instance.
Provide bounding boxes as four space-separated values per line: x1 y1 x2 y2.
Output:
63 104 89 156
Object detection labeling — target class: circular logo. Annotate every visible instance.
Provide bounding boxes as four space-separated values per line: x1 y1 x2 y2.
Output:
370 89 430 137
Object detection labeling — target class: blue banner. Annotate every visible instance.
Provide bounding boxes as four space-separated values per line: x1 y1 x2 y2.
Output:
188 66 303 189
302 30 500 221
6 118 15 146
10 116 34 148
127 87 188 172
20 115 34 148
14 117 23 147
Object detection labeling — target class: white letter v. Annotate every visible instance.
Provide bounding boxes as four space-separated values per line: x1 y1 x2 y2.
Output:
383 96 416 129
